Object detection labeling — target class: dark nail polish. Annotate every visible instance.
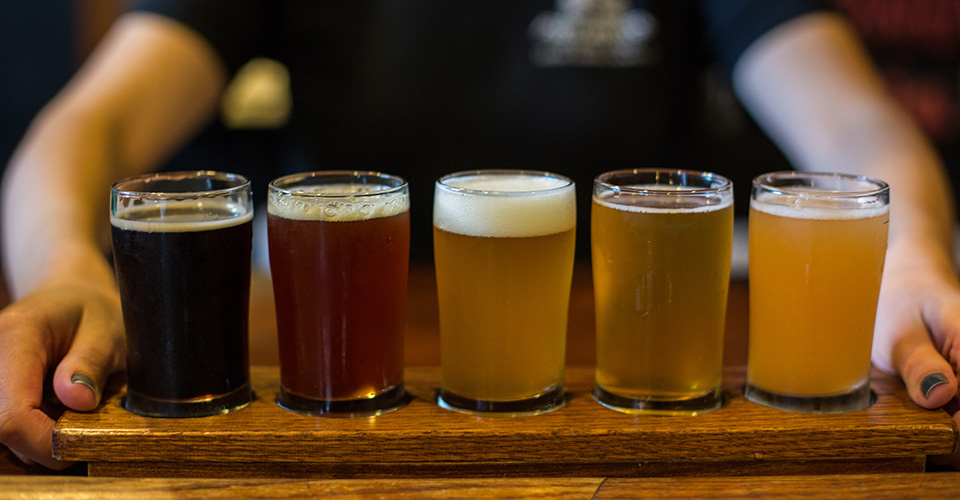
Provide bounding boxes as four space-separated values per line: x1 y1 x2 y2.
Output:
71 372 99 401
921 373 949 400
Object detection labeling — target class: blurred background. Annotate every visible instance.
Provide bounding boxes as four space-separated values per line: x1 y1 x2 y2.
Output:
2 0 958 285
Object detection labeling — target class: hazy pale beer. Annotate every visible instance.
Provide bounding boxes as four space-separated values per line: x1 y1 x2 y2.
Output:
591 169 733 415
434 170 576 416
746 171 889 413
268 171 409 417
111 171 255 418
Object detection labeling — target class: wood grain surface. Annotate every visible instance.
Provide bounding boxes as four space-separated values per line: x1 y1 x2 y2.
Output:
3 473 960 499
53 364 956 478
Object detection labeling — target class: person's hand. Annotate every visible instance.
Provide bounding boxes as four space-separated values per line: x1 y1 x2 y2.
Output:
0 283 124 469
871 242 960 468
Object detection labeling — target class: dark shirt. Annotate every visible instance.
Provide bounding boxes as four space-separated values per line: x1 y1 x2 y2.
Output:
0 3 75 168
134 0 825 261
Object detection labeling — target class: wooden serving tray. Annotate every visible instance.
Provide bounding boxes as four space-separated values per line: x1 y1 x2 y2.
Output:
53 365 957 478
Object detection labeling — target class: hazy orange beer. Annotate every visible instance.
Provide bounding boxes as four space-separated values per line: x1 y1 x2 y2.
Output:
268 171 410 417
591 169 733 415
433 170 576 416
746 171 889 413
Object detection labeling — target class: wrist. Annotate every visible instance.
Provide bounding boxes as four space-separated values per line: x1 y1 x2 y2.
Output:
9 239 117 299
884 233 957 277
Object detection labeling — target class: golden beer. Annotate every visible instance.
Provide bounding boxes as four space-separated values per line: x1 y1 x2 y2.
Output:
746 172 889 413
591 170 733 415
433 170 576 415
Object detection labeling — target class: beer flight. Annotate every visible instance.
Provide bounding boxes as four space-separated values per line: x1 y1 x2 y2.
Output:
108 168 890 419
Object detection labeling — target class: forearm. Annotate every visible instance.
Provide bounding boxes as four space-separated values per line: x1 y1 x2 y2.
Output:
2 103 121 298
1 12 227 299
732 12 955 256
822 99 955 276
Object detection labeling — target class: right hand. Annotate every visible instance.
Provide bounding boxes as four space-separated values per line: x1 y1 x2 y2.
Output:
869 239 960 469
0 283 125 469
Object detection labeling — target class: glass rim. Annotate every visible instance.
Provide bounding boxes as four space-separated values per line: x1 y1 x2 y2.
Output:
594 168 732 196
753 171 889 199
269 170 408 199
436 169 574 196
111 171 250 200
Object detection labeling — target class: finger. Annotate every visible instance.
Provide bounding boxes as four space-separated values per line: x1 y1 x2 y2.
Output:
889 289 960 409
0 316 70 469
53 294 125 412
9 446 36 466
887 324 958 409
873 271 960 410
922 293 960 373
0 408 66 470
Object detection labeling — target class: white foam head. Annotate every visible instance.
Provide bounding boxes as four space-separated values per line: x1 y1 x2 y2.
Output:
750 196 889 220
594 184 732 214
268 183 409 222
433 172 576 238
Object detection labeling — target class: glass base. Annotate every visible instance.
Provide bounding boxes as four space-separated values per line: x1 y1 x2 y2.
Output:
123 382 254 418
744 381 876 414
437 385 566 417
592 385 723 416
277 384 409 417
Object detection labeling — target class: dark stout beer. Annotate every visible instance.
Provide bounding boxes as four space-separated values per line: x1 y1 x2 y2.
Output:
111 197 253 417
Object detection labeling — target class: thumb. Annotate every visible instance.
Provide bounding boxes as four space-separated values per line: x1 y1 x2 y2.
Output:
881 291 960 409
52 303 125 412
872 271 960 410
888 330 958 410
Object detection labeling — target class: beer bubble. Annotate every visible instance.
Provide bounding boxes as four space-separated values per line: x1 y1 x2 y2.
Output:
268 186 409 222
750 196 889 220
593 189 732 215
111 198 252 233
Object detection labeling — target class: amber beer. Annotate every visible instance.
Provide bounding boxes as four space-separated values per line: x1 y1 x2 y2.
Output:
268 171 409 416
591 170 733 415
746 172 889 413
110 172 255 418
434 170 576 415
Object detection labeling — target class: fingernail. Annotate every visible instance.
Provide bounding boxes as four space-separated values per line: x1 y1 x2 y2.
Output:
921 373 949 400
11 449 34 466
71 372 100 402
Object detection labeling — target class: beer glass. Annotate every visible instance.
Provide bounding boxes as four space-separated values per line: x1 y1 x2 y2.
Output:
111 171 255 417
746 171 889 413
591 169 733 416
268 171 410 417
433 170 576 416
